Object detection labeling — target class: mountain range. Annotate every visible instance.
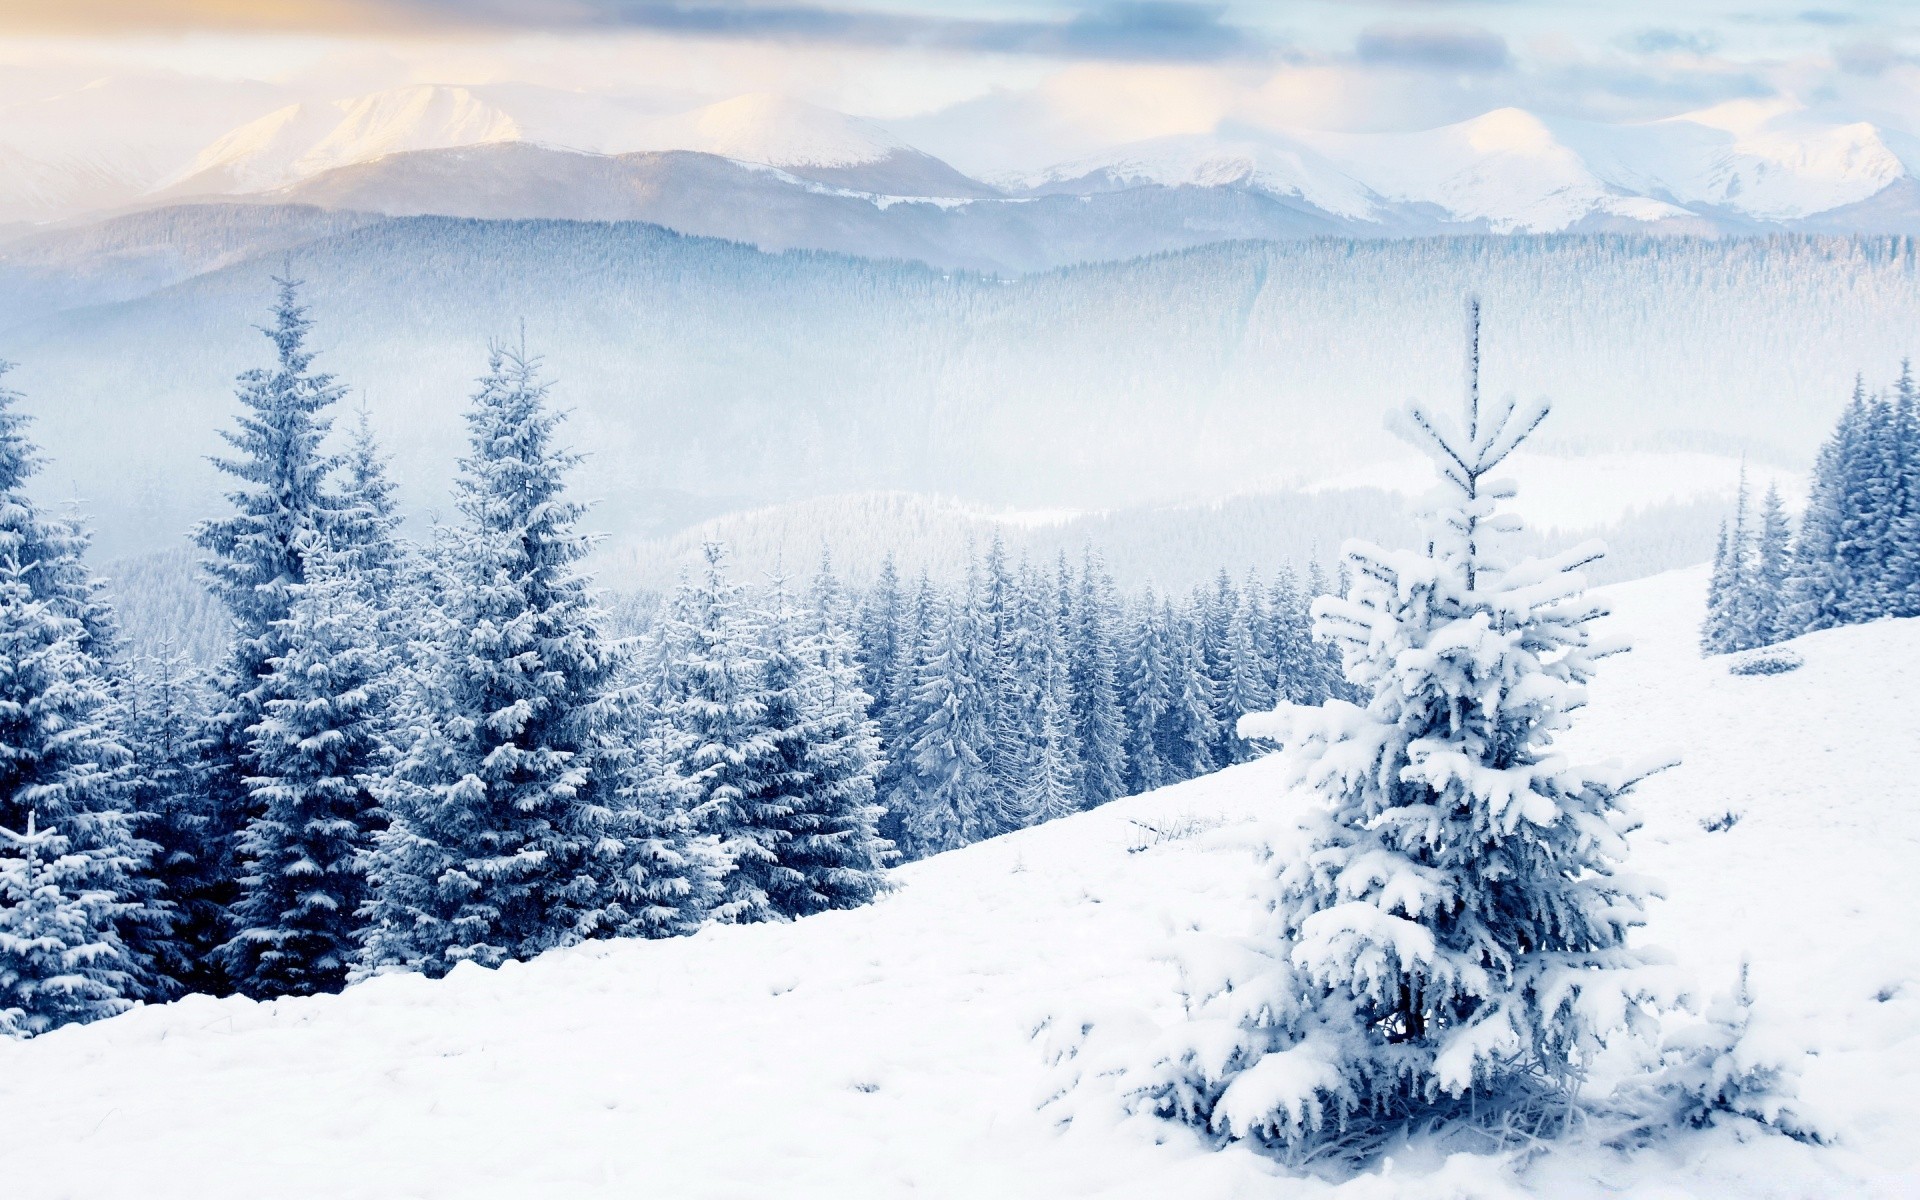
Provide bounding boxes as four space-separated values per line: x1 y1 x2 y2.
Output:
8 85 1920 272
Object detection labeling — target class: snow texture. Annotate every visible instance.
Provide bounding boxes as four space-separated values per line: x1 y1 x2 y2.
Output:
0 565 1913 1196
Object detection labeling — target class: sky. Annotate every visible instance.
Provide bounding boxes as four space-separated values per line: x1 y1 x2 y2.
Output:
3 1 1920 175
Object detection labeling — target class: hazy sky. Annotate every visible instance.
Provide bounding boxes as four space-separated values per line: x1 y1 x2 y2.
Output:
4 1 1919 171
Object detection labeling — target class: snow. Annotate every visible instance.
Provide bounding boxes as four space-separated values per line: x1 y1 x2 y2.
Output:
1030 104 1916 232
3 567 1918 1197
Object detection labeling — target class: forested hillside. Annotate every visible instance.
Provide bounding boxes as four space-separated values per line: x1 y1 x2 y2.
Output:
3 212 1916 563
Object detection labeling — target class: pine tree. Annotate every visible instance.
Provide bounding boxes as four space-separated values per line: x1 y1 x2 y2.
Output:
1014 566 1083 825
1136 302 1675 1157
1223 585 1275 759
743 569 890 918
896 579 1000 859
359 345 642 976
0 372 151 1022
662 542 776 923
1790 381 1878 634
1266 566 1318 705
1700 520 1735 655
0 814 135 1037
1197 571 1239 764
1883 362 1920 618
1121 591 1175 795
1750 485 1793 646
223 548 393 997
1159 600 1219 781
193 277 347 988
1067 548 1128 808
875 569 936 847
121 649 219 998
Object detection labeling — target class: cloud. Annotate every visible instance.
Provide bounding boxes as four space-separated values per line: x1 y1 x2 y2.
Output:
0 0 1271 62
1618 28 1722 56
1797 9 1861 27
1355 23 1510 71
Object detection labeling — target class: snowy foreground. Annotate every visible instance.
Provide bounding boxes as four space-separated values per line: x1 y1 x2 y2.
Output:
6 567 1918 1199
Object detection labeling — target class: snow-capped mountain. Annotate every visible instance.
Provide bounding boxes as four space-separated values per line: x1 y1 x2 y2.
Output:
160 86 524 197
1019 102 1920 234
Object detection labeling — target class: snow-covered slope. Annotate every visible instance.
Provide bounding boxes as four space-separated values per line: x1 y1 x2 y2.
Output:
3 568 1915 1198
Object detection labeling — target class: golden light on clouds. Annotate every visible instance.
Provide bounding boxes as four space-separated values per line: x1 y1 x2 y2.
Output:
0 0 437 35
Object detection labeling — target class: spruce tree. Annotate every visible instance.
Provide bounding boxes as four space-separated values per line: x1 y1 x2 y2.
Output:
359 345 641 976
1159 600 1219 781
1700 520 1735 655
1224 586 1275 758
1789 381 1874 633
0 372 151 1021
1137 302 1675 1157
0 815 135 1037
1121 591 1175 795
897 580 1000 859
737 570 890 918
1750 484 1793 646
1266 566 1318 705
659 542 788 924
121 648 219 998
223 548 393 997
193 277 346 988
1067 548 1128 808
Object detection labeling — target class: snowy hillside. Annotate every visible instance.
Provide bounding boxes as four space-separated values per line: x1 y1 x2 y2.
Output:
4 566 1915 1198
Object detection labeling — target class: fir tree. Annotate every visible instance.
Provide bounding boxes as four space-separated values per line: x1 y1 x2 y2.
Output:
359 345 640 976
1121 591 1175 796
1159 600 1219 781
1700 520 1736 655
0 372 151 1020
192 277 347 988
1067 548 1128 808
662 542 775 923
1750 485 1794 646
746 570 890 918
1223 585 1275 759
0 814 135 1037
1789 381 1873 634
121 649 219 998
223 548 393 997
1136 302 1676 1158
1265 566 1318 705
896 579 1000 859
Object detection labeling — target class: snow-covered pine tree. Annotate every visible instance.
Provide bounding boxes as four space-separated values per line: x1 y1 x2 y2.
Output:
1789 381 1874 634
1158 599 1219 782
1067 548 1128 808
0 814 135 1037
1749 485 1794 647
193 277 347 988
1197 572 1239 765
875 569 937 847
735 568 890 918
856 553 906 762
121 648 219 998
896 574 1000 859
359 344 640 976
662 542 776 924
1265 566 1318 705
223 546 394 997
1700 520 1736 655
1121 589 1175 796
1135 301 1677 1158
1882 362 1919 618
1014 566 1084 825
0 371 153 1019
1223 585 1275 760
0 557 142 1033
